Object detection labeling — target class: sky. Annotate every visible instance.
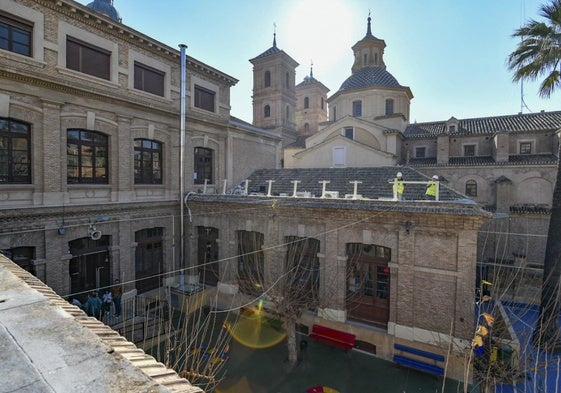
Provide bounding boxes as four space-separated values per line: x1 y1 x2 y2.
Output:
83 0 559 123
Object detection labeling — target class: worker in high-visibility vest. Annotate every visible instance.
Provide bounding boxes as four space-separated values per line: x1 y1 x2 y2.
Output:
425 175 439 200
393 172 405 200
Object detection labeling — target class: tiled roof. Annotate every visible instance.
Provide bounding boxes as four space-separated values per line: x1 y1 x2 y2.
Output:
296 75 318 87
404 111 561 137
339 67 404 91
405 154 557 167
251 45 282 60
233 167 466 202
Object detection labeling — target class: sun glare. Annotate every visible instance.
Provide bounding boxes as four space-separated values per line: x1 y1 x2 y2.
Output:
281 0 356 79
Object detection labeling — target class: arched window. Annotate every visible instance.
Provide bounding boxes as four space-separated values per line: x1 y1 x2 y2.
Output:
363 53 368 65
286 105 289 119
374 53 378 65
264 105 270 118
134 139 162 184
264 71 271 87
0 118 31 184
237 230 264 296
285 72 290 88
304 123 310 133
67 129 108 184
194 147 213 184
321 97 324 109
465 180 477 197
385 99 394 115
304 97 309 109
332 106 337 121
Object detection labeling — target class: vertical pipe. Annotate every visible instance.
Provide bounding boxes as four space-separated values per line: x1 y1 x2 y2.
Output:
179 44 187 280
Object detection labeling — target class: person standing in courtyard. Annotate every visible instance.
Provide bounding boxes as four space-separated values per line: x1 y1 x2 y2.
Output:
112 279 123 317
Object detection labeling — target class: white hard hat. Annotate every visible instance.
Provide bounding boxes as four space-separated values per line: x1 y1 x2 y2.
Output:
397 172 403 178
432 175 439 180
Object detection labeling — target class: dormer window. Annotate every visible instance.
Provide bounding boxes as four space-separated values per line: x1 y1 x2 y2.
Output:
445 117 459 133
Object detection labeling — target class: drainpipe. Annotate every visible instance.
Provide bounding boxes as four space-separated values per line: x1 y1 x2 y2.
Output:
179 44 187 286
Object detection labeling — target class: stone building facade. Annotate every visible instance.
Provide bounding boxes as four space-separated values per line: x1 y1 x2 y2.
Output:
0 0 280 300
184 166 490 380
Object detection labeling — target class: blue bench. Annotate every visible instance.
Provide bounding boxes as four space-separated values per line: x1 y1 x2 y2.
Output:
393 343 445 376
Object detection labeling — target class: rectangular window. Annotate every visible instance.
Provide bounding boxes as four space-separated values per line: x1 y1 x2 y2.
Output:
520 142 532 155
0 13 32 57
194 147 213 184
194 85 215 112
352 100 362 117
0 118 31 184
134 62 164 96
464 144 476 157
343 127 354 140
66 37 110 80
333 147 345 166
67 129 108 184
134 139 162 184
415 146 426 158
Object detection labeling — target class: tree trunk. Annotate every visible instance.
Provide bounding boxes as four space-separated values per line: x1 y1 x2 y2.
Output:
533 143 561 350
286 319 298 365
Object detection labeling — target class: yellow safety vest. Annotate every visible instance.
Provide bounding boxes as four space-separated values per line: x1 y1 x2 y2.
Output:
425 182 437 197
393 178 404 195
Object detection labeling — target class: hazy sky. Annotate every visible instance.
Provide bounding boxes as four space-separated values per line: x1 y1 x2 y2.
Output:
84 0 559 123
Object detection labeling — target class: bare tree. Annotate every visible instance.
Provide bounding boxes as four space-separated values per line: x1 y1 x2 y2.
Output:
235 233 322 366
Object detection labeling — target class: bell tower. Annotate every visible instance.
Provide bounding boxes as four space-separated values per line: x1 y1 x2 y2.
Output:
250 31 299 146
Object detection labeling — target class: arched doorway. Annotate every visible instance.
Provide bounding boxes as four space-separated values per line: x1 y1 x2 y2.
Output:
346 243 391 329
69 236 110 303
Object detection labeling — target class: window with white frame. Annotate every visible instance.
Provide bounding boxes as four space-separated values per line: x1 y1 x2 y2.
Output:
333 147 345 166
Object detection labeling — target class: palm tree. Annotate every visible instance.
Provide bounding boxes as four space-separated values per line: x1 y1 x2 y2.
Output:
508 0 561 350
507 0 561 98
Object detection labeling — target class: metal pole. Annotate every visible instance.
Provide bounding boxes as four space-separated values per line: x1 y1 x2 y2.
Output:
179 44 187 280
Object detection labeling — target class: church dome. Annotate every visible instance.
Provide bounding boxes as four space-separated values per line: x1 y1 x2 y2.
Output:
339 66 403 91
86 0 121 22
